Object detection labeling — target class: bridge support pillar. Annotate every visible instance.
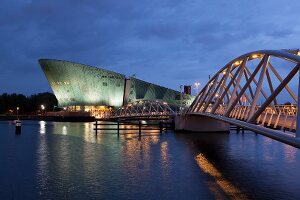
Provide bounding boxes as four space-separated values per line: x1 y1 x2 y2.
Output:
175 114 230 132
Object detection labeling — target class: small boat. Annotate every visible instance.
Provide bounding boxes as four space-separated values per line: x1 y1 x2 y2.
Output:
15 120 21 126
14 120 22 134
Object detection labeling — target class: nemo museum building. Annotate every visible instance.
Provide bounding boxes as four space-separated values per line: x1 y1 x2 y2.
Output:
39 59 194 117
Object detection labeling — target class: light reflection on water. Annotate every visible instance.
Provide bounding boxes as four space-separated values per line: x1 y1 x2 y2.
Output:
195 153 247 200
62 126 67 135
37 123 48 195
39 121 46 134
1 121 300 199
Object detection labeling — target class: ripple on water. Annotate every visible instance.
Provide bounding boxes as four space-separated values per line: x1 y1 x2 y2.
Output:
1 121 300 199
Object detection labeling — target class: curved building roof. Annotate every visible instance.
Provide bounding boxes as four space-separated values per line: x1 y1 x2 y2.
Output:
39 59 195 108
39 59 125 107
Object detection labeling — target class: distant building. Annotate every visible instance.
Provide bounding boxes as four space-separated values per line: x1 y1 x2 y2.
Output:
184 85 192 95
39 59 194 117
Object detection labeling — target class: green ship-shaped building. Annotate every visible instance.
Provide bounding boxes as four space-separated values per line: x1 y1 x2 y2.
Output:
39 59 194 116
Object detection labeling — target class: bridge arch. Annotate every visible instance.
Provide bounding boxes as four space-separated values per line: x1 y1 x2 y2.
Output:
188 49 300 136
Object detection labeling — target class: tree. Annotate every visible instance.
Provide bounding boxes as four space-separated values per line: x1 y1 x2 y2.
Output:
0 92 58 114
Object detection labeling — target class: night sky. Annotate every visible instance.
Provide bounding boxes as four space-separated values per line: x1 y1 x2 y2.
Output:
1 0 300 95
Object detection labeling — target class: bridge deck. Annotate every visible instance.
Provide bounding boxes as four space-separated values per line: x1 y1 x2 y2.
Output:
191 113 300 148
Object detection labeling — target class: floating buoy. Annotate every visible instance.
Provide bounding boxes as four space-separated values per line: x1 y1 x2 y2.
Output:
15 120 21 134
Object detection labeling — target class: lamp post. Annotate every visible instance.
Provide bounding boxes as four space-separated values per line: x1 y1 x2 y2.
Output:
15 107 21 134
180 85 183 113
41 105 45 114
16 107 19 120
194 82 200 95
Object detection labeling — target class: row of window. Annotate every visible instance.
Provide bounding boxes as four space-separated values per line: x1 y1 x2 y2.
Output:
52 81 121 87
51 81 70 85
101 75 122 79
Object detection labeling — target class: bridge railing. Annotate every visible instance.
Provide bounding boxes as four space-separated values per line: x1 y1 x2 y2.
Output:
210 104 297 132
114 111 174 118
111 100 176 118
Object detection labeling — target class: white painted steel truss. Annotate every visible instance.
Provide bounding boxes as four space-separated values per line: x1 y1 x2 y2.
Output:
188 49 300 137
114 100 175 118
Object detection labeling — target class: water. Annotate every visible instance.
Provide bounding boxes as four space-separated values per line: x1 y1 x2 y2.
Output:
0 121 300 199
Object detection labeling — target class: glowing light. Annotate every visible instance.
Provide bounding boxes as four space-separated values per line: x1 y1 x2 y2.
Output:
222 70 226 75
41 105 45 110
234 61 241 66
297 51 300 56
215 94 219 97
194 82 200 94
252 54 258 59
99 106 106 110
195 153 247 199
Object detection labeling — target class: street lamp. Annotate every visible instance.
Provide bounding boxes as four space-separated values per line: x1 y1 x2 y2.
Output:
180 85 183 113
194 82 200 95
16 107 19 120
41 105 45 114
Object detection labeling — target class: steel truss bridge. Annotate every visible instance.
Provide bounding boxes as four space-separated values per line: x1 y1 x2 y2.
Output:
187 49 300 148
112 100 176 119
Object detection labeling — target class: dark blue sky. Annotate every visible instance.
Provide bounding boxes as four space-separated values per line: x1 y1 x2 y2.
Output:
1 0 299 95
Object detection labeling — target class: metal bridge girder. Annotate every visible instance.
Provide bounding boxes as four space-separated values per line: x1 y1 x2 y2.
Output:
114 100 176 118
188 49 300 137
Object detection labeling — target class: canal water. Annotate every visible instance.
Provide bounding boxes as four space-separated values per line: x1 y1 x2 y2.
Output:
0 121 300 199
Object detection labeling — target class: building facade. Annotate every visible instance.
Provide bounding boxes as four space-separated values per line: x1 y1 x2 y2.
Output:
39 59 194 116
